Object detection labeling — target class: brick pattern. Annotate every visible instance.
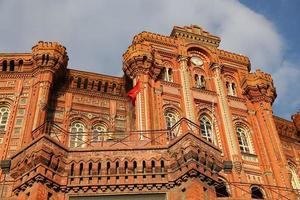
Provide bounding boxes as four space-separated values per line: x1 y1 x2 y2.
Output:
0 25 299 200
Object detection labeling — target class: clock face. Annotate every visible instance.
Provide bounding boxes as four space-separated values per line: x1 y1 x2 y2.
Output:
190 56 204 66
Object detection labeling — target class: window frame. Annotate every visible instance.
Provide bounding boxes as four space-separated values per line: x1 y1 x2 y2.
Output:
164 110 178 130
69 121 85 148
236 126 251 154
0 106 10 132
92 123 109 141
200 115 214 143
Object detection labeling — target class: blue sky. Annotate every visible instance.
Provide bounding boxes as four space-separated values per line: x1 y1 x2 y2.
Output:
241 0 300 62
240 0 300 119
0 0 299 120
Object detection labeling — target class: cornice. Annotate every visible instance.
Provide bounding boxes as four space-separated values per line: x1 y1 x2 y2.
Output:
59 87 129 102
133 31 178 48
217 49 250 69
227 95 247 103
160 80 181 88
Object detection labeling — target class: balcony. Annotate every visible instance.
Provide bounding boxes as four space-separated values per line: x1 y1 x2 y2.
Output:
10 118 224 196
31 118 222 151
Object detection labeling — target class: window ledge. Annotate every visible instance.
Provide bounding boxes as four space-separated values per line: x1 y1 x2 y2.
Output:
160 80 181 88
242 152 258 162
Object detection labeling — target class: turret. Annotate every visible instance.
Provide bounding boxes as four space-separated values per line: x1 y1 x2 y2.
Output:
292 111 300 135
24 41 69 139
32 41 68 75
123 43 163 80
242 69 277 105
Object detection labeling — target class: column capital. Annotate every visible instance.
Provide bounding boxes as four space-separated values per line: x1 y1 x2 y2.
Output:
177 55 188 62
241 69 277 104
210 62 222 71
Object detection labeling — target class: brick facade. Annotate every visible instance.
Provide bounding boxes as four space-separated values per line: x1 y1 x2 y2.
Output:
0 25 299 199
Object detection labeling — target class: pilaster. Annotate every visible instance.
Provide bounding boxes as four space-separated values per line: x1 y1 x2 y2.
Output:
242 69 290 191
178 56 196 123
210 63 238 160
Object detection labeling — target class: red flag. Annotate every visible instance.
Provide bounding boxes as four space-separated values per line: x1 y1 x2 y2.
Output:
127 80 142 106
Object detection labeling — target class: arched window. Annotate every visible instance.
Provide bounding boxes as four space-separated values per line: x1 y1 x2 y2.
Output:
97 81 102 91
236 126 251 153
195 74 206 89
104 82 108 92
200 116 213 143
77 78 82 88
9 60 14 71
162 67 173 82
92 124 109 141
164 110 178 130
0 106 10 131
83 78 88 89
215 179 230 197
251 186 265 199
69 122 85 148
288 164 300 191
226 81 237 96
2 60 7 71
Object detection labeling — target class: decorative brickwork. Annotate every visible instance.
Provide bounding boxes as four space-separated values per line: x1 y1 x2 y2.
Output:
0 25 299 200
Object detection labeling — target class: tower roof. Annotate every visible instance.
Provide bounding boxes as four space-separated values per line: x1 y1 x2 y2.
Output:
170 25 221 47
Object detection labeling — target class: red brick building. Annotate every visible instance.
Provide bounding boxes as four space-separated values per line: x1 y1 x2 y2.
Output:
0 25 300 199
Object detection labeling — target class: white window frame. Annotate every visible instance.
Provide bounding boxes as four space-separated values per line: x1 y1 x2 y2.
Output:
226 81 237 96
195 74 206 89
0 106 10 131
163 67 173 82
92 124 110 141
237 127 251 153
69 122 85 148
200 116 214 143
164 111 178 130
288 164 300 191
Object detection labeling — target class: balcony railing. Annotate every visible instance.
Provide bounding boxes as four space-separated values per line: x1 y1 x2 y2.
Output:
31 118 219 149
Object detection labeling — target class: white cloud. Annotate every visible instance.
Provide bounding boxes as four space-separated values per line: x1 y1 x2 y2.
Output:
0 0 298 118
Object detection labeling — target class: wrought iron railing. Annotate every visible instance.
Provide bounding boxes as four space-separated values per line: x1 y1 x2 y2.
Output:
31 118 214 149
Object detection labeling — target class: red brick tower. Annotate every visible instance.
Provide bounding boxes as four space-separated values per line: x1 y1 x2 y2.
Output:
0 25 299 200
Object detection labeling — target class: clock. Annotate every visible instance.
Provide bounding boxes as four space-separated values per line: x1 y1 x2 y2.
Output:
190 56 204 66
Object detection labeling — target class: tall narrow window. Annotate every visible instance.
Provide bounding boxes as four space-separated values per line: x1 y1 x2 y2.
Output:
77 78 82 88
104 82 108 92
9 60 14 71
195 74 206 89
226 81 237 96
215 179 230 197
200 116 213 143
288 164 300 191
162 67 173 82
0 106 9 131
251 186 264 199
164 110 178 130
237 127 250 153
69 122 85 148
97 81 102 91
92 124 108 141
18 60 23 68
83 78 88 89
2 60 7 71
232 83 236 96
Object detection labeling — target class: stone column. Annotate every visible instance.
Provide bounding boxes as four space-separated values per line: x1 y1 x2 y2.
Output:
242 69 290 192
211 64 238 160
178 56 196 123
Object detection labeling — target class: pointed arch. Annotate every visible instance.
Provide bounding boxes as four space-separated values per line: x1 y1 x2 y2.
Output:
69 121 86 148
234 120 255 154
215 177 230 197
250 185 265 199
287 161 300 191
0 102 10 132
186 45 219 64
199 115 214 143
